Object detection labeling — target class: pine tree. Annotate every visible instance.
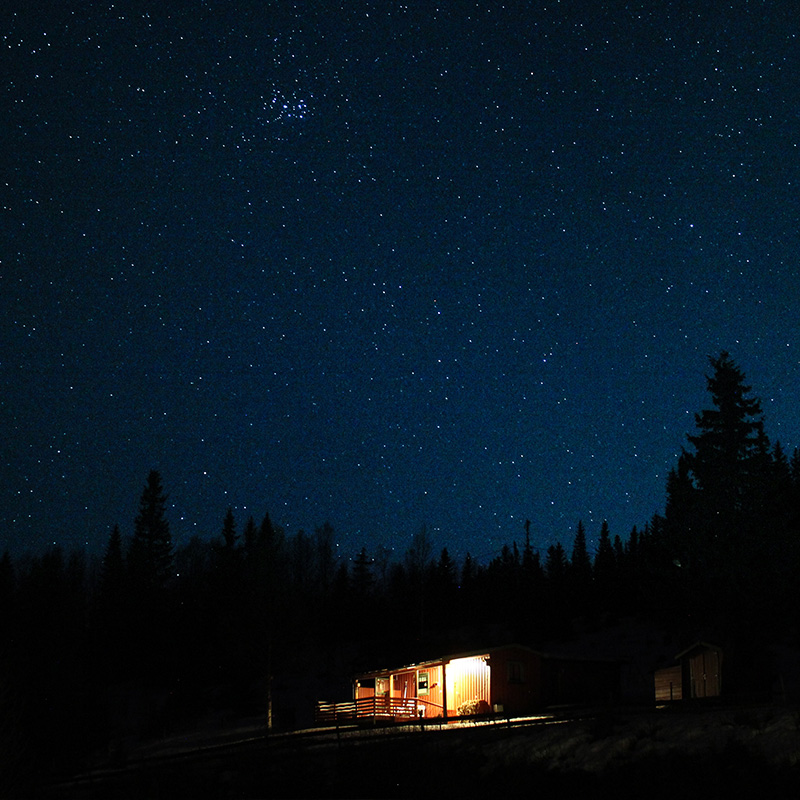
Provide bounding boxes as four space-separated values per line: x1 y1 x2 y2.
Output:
461 552 476 586
257 511 284 557
625 526 639 564
664 451 697 563
436 547 456 589
95 525 129 672
544 542 569 637
685 351 767 517
675 352 777 607
569 520 592 585
212 508 242 588
242 515 258 554
128 470 173 590
405 525 433 638
99 524 126 607
221 507 238 550
593 520 616 604
545 542 567 583
290 530 314 591
522 520 535 571
563 521 591 619
613 534 624 563
373 544 392 590
405 525 433 578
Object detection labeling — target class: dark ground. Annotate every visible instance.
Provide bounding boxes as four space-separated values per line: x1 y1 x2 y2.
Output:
38 704 800 799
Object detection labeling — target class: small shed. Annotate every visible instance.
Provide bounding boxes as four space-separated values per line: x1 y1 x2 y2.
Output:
654 642 723 702
316 644 619 724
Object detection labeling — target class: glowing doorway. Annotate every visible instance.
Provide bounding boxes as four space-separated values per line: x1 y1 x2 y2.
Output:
445 655 490 715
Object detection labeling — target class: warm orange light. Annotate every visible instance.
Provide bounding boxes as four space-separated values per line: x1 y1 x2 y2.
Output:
445 655 491 715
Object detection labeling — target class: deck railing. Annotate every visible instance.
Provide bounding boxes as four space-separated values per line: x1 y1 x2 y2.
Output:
315 696 443 726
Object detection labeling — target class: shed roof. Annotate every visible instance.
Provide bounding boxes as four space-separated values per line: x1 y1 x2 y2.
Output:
674 641 723 660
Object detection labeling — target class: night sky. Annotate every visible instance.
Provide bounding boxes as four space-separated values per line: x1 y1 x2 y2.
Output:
3 1 800 564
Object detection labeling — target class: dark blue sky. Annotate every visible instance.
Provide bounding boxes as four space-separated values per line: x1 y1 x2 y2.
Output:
3 1 800 563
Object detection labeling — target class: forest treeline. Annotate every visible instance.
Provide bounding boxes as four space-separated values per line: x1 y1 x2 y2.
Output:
2 351 800 792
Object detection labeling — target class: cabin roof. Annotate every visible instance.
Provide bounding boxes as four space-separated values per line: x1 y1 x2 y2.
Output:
354 642 619 680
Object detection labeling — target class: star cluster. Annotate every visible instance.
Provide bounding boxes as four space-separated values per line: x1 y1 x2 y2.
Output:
3 2 800 561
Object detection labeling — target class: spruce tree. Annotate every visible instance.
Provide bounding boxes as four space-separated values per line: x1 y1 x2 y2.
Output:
566 521 591 617
569 520 592 586
99 525 125 607
221 507 238 550
676 352 775 600
685 351 767 517
242 515 258 555
461 552 476 587
95 525 129 673
545 542 567 582
593 521 615 579
128 470 173 590
544 542 569 636
212 508 242 587
592 520 618 611
436 547 456 589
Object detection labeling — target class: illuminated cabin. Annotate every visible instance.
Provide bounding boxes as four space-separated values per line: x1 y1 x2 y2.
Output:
316 645 620 724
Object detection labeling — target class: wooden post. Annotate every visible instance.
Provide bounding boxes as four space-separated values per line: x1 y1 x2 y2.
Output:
441 660 448 719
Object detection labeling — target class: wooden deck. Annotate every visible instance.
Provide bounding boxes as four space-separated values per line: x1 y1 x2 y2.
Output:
315 696 443 726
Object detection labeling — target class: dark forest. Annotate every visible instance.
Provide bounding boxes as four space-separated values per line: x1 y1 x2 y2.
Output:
2 352 800 794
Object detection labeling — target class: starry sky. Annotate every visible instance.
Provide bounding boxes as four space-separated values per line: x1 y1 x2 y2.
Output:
3 1 800 563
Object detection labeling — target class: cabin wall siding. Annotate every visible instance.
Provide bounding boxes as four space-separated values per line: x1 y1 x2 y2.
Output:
686 647 722 698
487 646 545 713
418 664 444 717
446 656 491 715
654 665 683 701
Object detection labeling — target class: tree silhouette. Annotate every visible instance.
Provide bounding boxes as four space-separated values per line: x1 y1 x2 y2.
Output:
314 521 336 594
13 347 800 789
221 507 238 550
352 547 374 597
212 508 242 588
678 354 776 619
242 515 258 554
435 547 456 589
545 542 567 583
592 520 618 612
0 549 15 635
593 521 615 578
685 351 767 519
128 470 173 591
569 520 592 593
102 525 125 586
96 525 127 655
405 525 434 639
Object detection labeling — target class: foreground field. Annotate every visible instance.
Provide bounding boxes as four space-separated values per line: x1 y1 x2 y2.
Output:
51 704 800 798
